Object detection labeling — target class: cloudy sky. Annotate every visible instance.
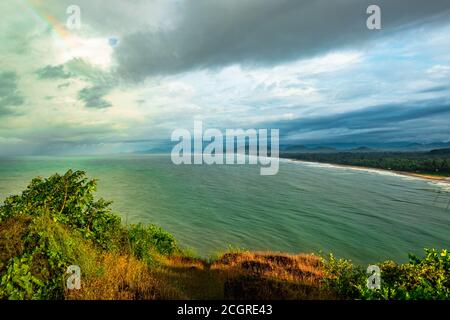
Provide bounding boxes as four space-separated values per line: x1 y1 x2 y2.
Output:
1 0 450 155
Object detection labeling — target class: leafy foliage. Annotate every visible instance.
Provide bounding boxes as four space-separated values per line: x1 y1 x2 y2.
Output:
321 254 365 299
0 170 122 250
127 223 177 265
0 213 91 299
323 249 450 300
0 170 178 300
0 255 45 300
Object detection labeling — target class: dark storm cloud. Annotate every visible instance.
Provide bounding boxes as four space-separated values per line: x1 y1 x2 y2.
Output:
77 85 112 109
36 65 72 79
115 0 450 80
266 98 450 143
0 71 24 116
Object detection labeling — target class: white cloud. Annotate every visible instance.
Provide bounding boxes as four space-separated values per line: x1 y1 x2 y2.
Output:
53 35 114 69
427 65 450 78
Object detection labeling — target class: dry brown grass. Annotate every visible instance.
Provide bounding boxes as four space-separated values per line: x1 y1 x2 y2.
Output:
153 255 225 299
81 251 330 300
212 251 332 299
66 253 181 300
149 251 334 300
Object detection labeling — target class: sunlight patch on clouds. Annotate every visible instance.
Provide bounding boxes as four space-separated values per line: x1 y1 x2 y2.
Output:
280 51 363 76
52 35 114 69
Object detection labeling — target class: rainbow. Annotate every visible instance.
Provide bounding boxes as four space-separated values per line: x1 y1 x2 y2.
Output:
17 0 75 47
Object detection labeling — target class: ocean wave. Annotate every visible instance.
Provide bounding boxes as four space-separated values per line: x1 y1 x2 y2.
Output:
285 159 423 181
429 181 450 192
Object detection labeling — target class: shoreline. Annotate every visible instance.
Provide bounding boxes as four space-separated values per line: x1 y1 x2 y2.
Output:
283 157 450 184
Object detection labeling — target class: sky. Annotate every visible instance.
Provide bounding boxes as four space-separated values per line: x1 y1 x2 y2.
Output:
1 0 450 155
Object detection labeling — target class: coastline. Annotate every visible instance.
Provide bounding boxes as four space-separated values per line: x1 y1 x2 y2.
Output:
283 157 450 184
2 170 449 300
399 171 450 183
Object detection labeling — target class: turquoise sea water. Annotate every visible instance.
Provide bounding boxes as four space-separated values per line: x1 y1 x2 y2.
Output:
0 154 449 264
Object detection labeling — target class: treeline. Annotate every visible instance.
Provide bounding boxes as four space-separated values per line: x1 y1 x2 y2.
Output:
282 149 450 175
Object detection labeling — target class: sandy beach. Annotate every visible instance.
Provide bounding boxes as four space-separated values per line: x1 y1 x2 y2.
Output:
284 158 450 184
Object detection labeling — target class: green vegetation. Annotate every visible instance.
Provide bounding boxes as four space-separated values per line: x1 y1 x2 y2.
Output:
0 170 178 299
323 249 450 300
0 170 448 300
283 149 450 176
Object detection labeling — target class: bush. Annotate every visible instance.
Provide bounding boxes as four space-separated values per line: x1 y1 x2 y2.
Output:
127 223 177 263
0 170 123 250
323 249 450 300
321 254 365 299
0 213 98 299
0 170 178 299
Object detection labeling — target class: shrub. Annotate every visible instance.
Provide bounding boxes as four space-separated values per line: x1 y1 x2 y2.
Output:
321 254 365 299
0 213 98 299
323 249 450 300
0 170 123 250
0 170 178 299
127 223 177 263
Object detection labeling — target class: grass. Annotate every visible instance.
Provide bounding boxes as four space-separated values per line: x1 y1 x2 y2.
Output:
67 253 180 300
66 250 333 300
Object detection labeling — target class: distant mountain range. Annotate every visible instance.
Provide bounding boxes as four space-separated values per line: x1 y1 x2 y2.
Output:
280 142 450 153
132 141 450 154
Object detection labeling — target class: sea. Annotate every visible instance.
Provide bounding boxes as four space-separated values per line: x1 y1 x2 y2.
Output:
0 154 449 264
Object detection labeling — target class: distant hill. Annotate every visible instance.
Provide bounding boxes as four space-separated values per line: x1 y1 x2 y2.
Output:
349 147 375 153
282 145 337 153
379 142 450 152
282 145 308 153
429 148 450 155
133 142 450 155
281 142 450 153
